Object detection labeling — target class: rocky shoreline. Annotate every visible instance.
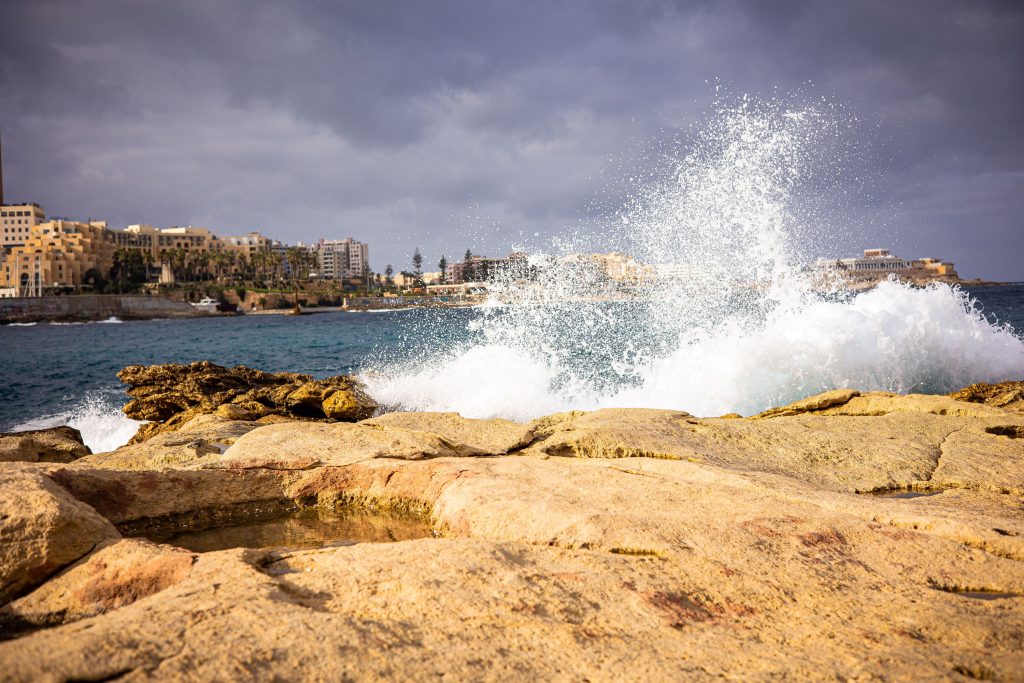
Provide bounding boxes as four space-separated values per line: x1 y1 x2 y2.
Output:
1 365 1023 680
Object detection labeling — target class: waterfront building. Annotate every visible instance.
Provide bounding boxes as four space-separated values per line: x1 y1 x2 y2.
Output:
221 232 273 260
0 219 115 295
314 238 369 279
813 249 958 281
120 224 223 259
451 253 528 283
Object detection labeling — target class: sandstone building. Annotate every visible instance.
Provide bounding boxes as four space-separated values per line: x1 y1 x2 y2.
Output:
0 219 115 295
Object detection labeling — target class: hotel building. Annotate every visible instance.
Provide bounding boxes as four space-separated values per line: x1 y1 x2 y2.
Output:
1 219 116 295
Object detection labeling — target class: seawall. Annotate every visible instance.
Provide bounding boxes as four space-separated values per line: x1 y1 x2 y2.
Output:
0 295 205 324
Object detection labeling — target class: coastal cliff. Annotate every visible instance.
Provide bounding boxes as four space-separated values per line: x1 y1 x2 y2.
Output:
0 367 1022 680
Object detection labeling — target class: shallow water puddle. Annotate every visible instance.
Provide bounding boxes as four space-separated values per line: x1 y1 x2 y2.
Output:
122 505 433 553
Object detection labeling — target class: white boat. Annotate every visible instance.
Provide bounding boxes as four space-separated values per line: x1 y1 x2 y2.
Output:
190 297 220 313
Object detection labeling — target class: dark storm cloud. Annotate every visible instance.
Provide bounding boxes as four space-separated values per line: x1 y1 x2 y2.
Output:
0 0 1021 278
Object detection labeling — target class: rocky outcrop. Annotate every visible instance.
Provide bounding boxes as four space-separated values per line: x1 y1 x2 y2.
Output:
118 361 377 443
1 381 1023 679
0 426 91 463
950 380 1024 412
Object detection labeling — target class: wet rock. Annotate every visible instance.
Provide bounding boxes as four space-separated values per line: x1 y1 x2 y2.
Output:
0 426 91 464
117 361 377 444
0 468 119 604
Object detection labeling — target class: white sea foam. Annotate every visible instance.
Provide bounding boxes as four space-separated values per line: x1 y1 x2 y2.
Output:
362 97 1024 419
12 393 142 454
6 322 37 327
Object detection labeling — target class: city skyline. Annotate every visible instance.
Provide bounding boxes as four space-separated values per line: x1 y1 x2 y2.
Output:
1 1 1022 280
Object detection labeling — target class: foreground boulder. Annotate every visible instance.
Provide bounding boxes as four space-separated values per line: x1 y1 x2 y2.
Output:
0 468 119 604
1 539 194 635
118 361 377 443
0 426 91 464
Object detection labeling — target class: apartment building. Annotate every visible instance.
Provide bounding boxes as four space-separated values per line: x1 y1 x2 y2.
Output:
315 238 369 279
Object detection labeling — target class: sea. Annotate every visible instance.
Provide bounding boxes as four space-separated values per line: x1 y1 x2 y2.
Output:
1 283 1022 454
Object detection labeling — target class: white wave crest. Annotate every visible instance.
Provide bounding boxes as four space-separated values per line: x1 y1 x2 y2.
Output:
362 97 1024 419
12 394 142 454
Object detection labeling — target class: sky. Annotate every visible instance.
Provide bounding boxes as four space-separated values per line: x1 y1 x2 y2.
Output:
0 0 1021 280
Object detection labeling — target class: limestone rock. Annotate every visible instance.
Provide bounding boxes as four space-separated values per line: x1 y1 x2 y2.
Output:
3 453 1024 680
322 387 372 420
78 414 262 470
1 539 194 634
525 405 1024 493
752 388 860 419
950 380 1024 412
214 421 464 470
215 403 253 420
0 468 119 604
362 412 536 455
117 361 377 444
3 381 1024 679
0 426 91 464
819 391 1011 418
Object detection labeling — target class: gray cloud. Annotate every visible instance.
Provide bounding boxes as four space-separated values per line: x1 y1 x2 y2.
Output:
0 0 1021 279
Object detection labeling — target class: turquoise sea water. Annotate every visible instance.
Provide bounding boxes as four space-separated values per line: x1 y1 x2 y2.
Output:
1 284 1022 451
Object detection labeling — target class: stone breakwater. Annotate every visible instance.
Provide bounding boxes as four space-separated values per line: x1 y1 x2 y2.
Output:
0 295 204 324
0 367 1023 680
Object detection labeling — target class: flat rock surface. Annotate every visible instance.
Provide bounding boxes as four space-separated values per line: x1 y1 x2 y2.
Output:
1 386 1023 680
362 411 535 455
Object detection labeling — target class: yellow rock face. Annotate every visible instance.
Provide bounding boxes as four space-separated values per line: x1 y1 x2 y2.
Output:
1 383 1022 680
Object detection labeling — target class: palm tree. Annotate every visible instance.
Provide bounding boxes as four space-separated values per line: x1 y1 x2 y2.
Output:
142 251 154 284
192 251 211 283
285 247 313 314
